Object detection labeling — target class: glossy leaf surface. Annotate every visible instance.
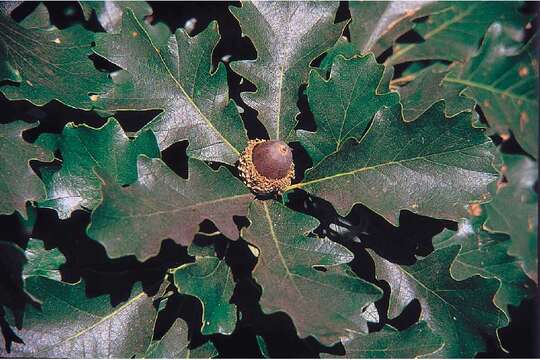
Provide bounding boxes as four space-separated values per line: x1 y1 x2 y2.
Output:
292 103 497 225
38 118 159 219
93 9 246 164
242 200 382 345
3 278 155 358
174 255 236 335
370 246 506 357
0 122 53 218
484 153 538 283
88 156 253 260
298 55 399 166
387 2 527 65
324 322 443 358
230 1 344 141
0 14 110 109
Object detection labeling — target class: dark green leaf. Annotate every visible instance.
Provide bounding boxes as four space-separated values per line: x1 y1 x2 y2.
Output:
230 1 344 141
93 9 246 164
323 322 443 358
0 15 110 109
173 255 236 335
433 213 535 318
80 1 152 32
23 239 65 282
38 118 159 219
3 277 155 358
370 246 506 357
291 103 497 225
145 319 217 358
0 121 53 219
398 63 475 122
484 153 538 283
446 23 538 158
87 156 253 260
387 2 528 65
349 1 442 57
242 200 382 344
298 55 399 166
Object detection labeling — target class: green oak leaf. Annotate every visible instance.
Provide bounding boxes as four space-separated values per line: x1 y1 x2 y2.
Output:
93 9 246 165
398 63 475 122
2 277 155 358
290 103 497 226
297 55 399 166
87 156 253 260
348 1 442 57
484 153 538 283
433 214 535 318
145 319 218 358
80 1 152 32
242 200 382 345
23 239 66 282
38 118 159 219
173 251 236 335
370 246 506 357
446 23 538 158
0 121 53 219
323 322 443 358
387 2 528 65
0 14 110 109
230 1 344 141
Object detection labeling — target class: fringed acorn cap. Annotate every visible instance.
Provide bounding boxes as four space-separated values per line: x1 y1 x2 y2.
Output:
238 139 295 195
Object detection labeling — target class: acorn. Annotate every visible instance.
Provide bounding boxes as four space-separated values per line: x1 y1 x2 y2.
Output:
238 139 295 195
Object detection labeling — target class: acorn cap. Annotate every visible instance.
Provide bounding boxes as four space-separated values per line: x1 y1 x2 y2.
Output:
238 139 295 195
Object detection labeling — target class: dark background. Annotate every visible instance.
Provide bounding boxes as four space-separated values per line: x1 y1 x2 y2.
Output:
1 1 538 358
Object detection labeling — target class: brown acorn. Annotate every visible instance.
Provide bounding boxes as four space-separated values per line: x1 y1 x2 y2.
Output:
238 139 295 195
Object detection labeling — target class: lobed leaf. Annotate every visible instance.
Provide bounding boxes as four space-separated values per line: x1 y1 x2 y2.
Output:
387 2 528 65
145 319 217 358
38 118 160 219
230 1 344 141
323 322 443 358
292 103 497 226
398 63 475 122
2 277 155 358
447 23 538 158
0 121 53 219
87 156 253 260
93 9 246 164
0 14 110 109
173 255 236 335
242 200 382 345
370 245 506 357
484 153 538 283
298 55 399 166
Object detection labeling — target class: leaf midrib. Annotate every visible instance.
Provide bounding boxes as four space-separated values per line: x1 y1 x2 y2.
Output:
289 141 494 190
127 11 240 156
35 291 146 355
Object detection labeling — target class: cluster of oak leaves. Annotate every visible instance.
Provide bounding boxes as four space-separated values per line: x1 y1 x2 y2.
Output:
0 1 538 358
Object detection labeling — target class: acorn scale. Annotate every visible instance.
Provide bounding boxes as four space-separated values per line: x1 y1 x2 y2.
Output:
238 139 295 195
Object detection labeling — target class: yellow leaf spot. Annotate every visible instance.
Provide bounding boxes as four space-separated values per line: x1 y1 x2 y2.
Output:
132 31 139 37
90 94 99 102
519 66 529 77
53 37 61 44
500 132 510 141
